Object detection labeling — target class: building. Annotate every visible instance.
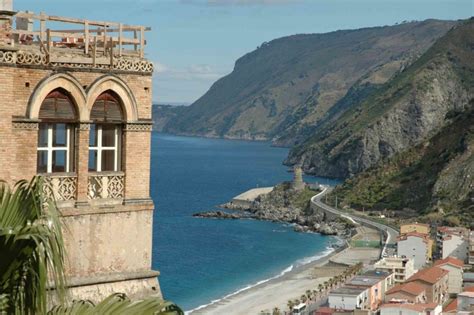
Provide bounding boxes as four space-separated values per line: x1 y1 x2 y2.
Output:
436 226 469 262
0 4 159 303
400 223 430 236
292 165 305 191
397 232 433 269
457 292 474 313
406 266 449 304
465 272 474 289
380 303 441 315
441 287 474 314
469 230 474 266
375 256 416 284
345 271 392 311
385 282 427 303
433 257 464 294
328 286 370 311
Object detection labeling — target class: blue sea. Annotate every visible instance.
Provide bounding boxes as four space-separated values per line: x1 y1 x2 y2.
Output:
150 133 340 311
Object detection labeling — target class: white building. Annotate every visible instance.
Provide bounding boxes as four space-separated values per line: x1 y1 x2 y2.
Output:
469 230 474 266
380 303 441 315
375 257 416 284
458 292 474 313
397 232 431 269
434 257 464 294
437 227 469 262
328 286 369 310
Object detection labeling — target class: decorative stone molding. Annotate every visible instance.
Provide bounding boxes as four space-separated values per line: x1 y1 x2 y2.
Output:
0 50 154 73
124 122 153 132
12 121 39 130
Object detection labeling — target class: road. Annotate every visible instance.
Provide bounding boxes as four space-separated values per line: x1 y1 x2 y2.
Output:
311 186 399 257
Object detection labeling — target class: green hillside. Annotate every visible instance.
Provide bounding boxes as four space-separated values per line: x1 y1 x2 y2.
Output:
158 20 456 143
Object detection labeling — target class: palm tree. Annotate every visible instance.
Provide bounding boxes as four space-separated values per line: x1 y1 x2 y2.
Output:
0 178 183 315
272 307 281 315
305 289 312 300
300 295 307 303
287 300 294 311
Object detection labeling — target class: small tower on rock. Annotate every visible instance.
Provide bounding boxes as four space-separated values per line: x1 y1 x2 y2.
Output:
292 165 305 191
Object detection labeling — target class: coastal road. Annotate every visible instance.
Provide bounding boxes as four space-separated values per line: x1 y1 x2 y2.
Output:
311 186 399 257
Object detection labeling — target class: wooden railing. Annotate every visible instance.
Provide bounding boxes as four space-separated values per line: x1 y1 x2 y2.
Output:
6 11 150 59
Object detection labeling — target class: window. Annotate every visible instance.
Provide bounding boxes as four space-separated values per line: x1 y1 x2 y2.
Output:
89 91 124 172
37 123 75 173
88 124 121 172
37 89 77 173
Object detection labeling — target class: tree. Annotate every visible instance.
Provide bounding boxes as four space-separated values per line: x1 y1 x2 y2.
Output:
287 300 294 311
300 295 307 303
272 307 281 315
0 178 183 315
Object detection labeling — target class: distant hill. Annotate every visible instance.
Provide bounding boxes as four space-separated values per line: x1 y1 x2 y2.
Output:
158 19 456 144
291 18 474 223
152 104 187 132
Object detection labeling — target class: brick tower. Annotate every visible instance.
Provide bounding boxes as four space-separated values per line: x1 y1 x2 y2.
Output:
292 165 305 191
0 6 160 302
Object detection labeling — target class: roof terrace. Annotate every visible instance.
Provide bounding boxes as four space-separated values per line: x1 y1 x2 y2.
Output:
0 10 153 73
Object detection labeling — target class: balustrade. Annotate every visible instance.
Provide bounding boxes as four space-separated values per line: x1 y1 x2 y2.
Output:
88 172 124 200
41 173 77 202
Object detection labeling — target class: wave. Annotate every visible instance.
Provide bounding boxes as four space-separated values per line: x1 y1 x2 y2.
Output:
185 245 336 314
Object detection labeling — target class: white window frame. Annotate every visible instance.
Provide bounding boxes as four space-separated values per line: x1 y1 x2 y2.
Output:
89 124 121 172
37 123 73 173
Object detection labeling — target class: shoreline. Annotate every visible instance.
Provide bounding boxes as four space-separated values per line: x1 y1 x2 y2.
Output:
187 240 347 314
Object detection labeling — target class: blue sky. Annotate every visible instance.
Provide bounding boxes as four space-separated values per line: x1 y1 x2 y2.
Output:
16 0 473 104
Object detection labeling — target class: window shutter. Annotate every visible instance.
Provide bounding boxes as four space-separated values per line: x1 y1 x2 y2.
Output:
39 89 77 120
90 91 123 122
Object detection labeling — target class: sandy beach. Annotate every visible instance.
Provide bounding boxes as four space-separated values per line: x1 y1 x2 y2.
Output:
189 227 381 315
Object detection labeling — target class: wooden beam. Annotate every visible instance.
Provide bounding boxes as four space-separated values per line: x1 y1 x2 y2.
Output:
140 26 145 58
118 23 122 57
84 21 89 54
46 29 51 63
92 36 97 67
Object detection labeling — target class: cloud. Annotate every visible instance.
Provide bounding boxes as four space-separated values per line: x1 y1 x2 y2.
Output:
153 62 228 81
181 0 298 6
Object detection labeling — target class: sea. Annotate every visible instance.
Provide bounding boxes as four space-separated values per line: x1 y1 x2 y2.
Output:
150 133 341 312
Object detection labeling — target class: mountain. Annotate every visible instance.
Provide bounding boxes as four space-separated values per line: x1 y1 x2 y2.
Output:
159 19 456 143
286 18 474 179
327 106 473 226
152 105 187 132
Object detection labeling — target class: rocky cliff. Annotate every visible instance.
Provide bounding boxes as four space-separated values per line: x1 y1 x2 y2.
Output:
158 20 456 144
286 19 474 179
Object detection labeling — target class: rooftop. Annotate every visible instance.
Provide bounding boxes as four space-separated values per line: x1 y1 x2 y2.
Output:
361 270 392 278
330 286 368 296
347 276 381 287
381 303 438 312
0 10 153 73
406 266 448 284
386 282 426 296
397 232 431 243
434 256 465 268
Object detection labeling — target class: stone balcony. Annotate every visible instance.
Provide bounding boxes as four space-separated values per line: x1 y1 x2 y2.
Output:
41 172 125 207
0 11 153 73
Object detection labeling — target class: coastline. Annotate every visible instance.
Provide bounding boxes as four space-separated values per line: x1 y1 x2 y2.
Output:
187 240 347 315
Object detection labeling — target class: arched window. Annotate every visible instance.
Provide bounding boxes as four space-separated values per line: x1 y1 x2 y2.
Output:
89 91 123 172
37 89 77 173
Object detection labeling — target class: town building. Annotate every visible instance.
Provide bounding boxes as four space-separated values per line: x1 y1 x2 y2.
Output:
469 230 474 266
433 257 465 294
0 3 159 303
457 291 474 313
384 282 427 303
345 273 388 311
405 266 449 304
400 223 430 236
397 232 433 269
436 226 470 262
328 286 370 311
380 303 441 315
464 272 474 289
374 256 416 284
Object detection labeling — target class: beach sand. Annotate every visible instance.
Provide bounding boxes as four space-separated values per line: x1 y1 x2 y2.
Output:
189 234 381 315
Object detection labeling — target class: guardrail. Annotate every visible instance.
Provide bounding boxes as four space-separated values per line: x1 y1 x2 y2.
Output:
4 11 150 60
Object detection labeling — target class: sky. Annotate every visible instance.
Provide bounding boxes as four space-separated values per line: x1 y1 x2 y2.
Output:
15 0 473 104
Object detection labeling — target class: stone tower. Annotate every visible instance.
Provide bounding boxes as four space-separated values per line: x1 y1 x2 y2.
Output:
292 165 305 191
0 10 160 302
